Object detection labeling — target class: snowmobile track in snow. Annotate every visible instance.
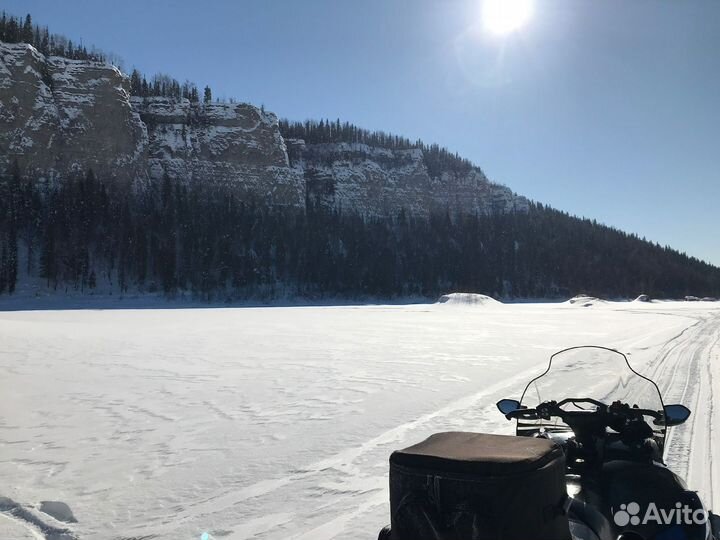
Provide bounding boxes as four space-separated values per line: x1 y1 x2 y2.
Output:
0 496 77 540
645 311 720 512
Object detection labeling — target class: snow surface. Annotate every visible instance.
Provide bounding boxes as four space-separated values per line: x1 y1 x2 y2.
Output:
0 301 719 539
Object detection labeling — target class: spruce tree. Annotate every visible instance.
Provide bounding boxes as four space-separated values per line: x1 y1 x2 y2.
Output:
130 69 142 96
22 14 33 43
40 27 49 54
0 241 7 294
5 16 18 42
7 222 17 293
189 86 199 103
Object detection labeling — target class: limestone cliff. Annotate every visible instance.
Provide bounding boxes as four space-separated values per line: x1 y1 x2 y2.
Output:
289 141 528 217
0 41 304 206
1 40 527 216
0 41 147 183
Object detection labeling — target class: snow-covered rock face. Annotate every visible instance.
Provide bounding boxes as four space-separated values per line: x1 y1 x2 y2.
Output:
291 140 529 217
0 42 304 206
1 41 526 215
0 42 148 184
133 96 305 205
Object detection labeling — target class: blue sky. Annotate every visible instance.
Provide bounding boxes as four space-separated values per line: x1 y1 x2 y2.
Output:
4 0 719 264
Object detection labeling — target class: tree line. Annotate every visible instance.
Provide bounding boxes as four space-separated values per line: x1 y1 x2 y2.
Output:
0 12 119 65
128 70 213 104
1 164 718 300
1 11 215 104
279 119 476 179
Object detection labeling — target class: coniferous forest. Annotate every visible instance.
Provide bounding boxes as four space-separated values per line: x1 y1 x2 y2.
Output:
0 12 211 104
2 11 719 301
1 162 719 301
0 12 118 65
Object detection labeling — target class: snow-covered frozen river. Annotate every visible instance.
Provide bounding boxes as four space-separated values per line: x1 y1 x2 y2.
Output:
1 299 719 539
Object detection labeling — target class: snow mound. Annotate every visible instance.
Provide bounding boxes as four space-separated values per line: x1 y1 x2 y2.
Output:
565 295 607 307
437 293 502 306
39 501 77 523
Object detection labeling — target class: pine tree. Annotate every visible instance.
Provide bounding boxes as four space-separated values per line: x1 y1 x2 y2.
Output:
39 221 56 288
22 14 33 43
40 27 49 54
203 85 212 104
0 12 7 42
0 241 7 294
189 85 199 103
6 221 17 293
5 16 18 42
130 69 142 95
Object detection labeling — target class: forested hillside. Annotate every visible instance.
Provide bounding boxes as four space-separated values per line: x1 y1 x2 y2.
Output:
1 163 718 300
279 119 475 179
1 11 719 301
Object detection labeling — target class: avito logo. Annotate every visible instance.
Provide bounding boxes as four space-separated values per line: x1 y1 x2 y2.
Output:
613 502 708 527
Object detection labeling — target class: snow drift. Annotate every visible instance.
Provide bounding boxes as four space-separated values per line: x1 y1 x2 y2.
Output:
565 295 607 307
437 293 502 306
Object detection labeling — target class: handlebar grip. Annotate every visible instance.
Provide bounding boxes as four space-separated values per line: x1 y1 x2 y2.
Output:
508 408 539 420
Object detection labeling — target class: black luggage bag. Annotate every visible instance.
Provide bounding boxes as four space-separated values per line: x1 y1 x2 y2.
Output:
387 432 571 540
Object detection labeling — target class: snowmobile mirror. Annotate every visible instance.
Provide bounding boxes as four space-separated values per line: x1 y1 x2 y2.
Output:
663 404 691 426
496 399 521 416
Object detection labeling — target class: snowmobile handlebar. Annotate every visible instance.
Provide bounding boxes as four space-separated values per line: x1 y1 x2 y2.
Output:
500 398 671 468
502 398 663 424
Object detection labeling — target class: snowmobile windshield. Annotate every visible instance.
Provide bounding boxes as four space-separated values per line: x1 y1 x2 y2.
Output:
518 346 666 442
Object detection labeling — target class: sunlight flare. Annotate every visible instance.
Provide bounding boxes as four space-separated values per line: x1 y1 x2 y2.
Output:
482 0 534 35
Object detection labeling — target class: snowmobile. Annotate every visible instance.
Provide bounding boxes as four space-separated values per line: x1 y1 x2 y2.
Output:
378 346 719 540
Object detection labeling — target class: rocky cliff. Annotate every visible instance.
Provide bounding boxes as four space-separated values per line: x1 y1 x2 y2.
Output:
132 96 304 205
0 41 304 206
0 41 147 184
289 141 528 216
1 40 528 216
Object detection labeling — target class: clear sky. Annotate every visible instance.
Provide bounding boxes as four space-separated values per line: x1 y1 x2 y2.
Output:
4 0 719 265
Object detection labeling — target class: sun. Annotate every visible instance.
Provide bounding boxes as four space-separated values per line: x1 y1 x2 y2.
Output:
482 0 534 35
